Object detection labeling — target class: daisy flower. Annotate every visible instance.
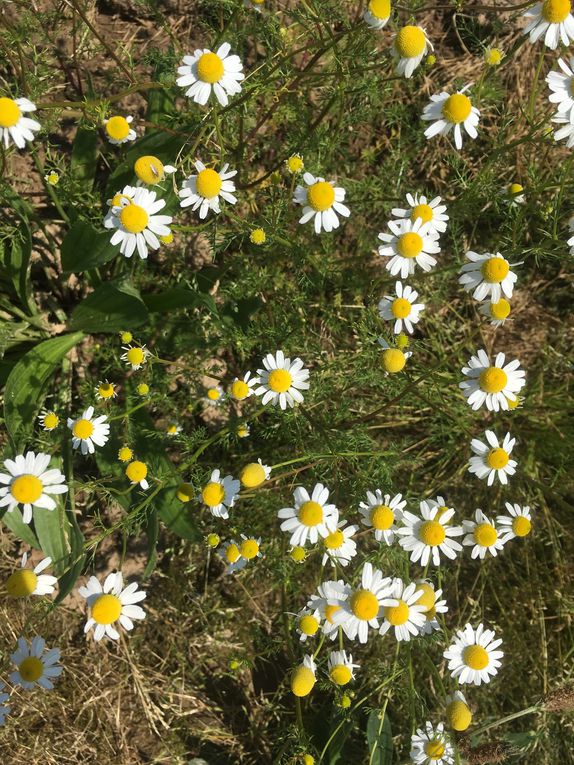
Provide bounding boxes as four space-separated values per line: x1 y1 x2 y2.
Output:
104 186 172 259
497 502 533 541
0 451 68 524
38 409 59 431
118 446 133 462
95 380 117 400
392 25 433 78
221 539 247 574
422 84 480 150
321 521 358 568
236 423 250 438
68 406 110 455
468 430 517 486
443 623 503 685
410 722 454 765
378 338 412 375
176 43 244 106
378 281 425 335
459 250 518 302
296 607 322 642
328 650 359 685
79 572 146 641
125 460 149 490
6 553 57 598
103 115 136 145
238 534 262 563
10 636 62 690
0 684 10 726
333 562 392 644
358 490 406 545
121 344 150 370
397 500 463 566
286 153 304 174
485 47 503 66
378 578 427 641
239 459 271 489
0 96 40 149
415 581 448 635
278 483 339 546
479 298 512 327
307 580 349 640
547 57 574 121
176 481 194 503
199 469 240 519
378 218 440 278
460 350 526 412
290 654 316 697
502 182 526 206
254 350 310 409
391 192 449 236
134 155 176 186
463 509 507 559
445 690 473 732
363 0 390 29
523 0 574 50
228 371 256 401
293 172 350 234
166 423 182 436
205 384 226 405
179 160 237 218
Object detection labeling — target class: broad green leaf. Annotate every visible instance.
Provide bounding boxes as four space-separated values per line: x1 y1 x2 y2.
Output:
4 331 84 451
143 508 159 578
61 221 118 274
70 127 99 191
6 220 35 314
142 287 217 315
70 279 149 332
33 494 69 577
145 79 176 126
0 507 40 548
54 520 86 605
366 710 393 765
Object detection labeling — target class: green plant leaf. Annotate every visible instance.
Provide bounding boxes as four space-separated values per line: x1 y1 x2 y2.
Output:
4 332 84 451
70 127 99 191
0 507 40 548
70 279 149 332
143 508 159 578
366 710 393 765
142 286 218 315
61 221 118 274
54 520 86 605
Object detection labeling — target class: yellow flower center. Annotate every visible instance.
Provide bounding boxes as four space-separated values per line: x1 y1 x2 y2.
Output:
206 533 220 547
299 615 319 636
137 383 150 395
6 569 38 598
196 168 222 198
119 203 149 234
486 448 509 469
435 505 450 520
415 583 436 612
307 181 335 212
442 93 472 124
118 447 133 462
424 740 446 760
225 543 241 563
98 383 115 399
410 203 433 224
370 505 394 530
11 474 43 504
268 369 293 392
207 388 221 400
126 460 147 483
202 481 225 507
485 48 502 66
395 26 426 58
197 52 225 83
481 257 510 283
474 523 498 547
42 412 59 429
0 97 21 128
177 482 194 502
479 367 508 394
325 604 340 623
73 418 94 440
490 299 511 320
250 228 266 244
369 0 390 19
391 297 412 319
92 593 122 625
160 232 174 244
384 599 410 626
350 589 379 621
419 520 446 546
324 529 345 550
512 516 531 537
508 183 523 196
446 699 472 731
397 231 423 259
463 644 489 670
240 539 260 559
230 380 250 399
290 546 306 562
298 501 323 526
127 347 145 366
240 462 267 488
167 425 178 434
380 349 406 374
105 115 130 141
286 154 304 173
18 656 44 683
330 665 352 685
134 155 165 185
542 0 571 23
291 666 315 697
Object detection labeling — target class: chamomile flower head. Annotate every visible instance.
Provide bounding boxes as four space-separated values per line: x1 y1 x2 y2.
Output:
176 482 194 503
10 636 62 691
205 384 226 405
328 650 359 685
497 503 533 541
240 459 271 489
103 115 136 145
79 572 146 642
397 501 463 566
479 298 512 327
358 490 406 544
334 562 392 644
296 607 322 642
229 371 256 401
133 155 176 186
463 509 507 559
363 0 391 30
503 182 526 206
179 160 237 219
321 521 358 568
547 58 574 120
125 460 149 490
377 338 413 375
290 654 316 697
254 350 310 409
378 578 427 642
484 47 503 66
378 281 425 335
415 581 448 635
410 722 454 765
236 423 251 438
104 186 172 260
250 227 266 244
468 430 517 486
422 84 480 150
391 193 449 236
445 690 473 732
0 451 68 524
177 44 244 106
199 469 240 519
443 623 503 685
278 483 339 546
67 406 110 456
392 25 433 78
96 380 117 400
459 251 518 302
426 496 455 524
293 172 350 234
121 344 150 370
6 553 57 598
0 96 40 149
118 446 133 463
38 409 59 431
523 0 574 50
166 423 182 436
137 382 150 395
221 539 247 574
290 545 307 563
307 580 348 639
378 217 441 278
460 350 526 412
286 153 304 174
0 684 10 725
